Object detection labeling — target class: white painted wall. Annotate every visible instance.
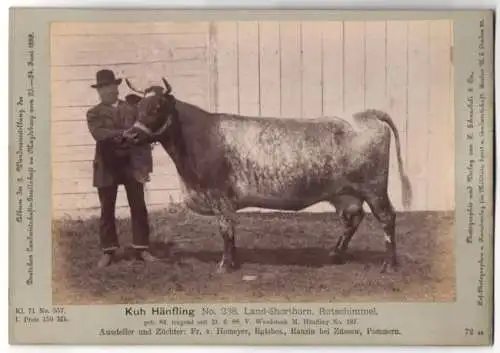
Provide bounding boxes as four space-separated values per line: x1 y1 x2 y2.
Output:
51 20 455 218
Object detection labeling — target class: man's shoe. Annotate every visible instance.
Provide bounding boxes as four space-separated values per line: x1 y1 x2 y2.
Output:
137 250 158 262
97 253 114 268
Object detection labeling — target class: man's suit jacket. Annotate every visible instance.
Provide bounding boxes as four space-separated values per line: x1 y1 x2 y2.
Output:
86 100 153 188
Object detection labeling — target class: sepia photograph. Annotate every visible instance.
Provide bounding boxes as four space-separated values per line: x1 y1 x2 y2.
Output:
50 20 456 305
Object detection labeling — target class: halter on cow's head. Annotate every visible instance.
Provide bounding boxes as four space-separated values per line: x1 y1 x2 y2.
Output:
123 77 177 144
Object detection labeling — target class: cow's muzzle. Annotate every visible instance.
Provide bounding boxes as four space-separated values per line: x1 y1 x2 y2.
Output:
125 116 172 144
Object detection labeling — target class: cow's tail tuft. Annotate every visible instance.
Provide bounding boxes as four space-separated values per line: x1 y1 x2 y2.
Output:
371 109 413 210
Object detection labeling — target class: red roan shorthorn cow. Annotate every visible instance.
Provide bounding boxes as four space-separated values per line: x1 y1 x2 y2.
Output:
122 77 412 274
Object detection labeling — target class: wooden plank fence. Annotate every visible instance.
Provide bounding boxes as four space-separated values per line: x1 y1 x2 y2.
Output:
51 20 454 218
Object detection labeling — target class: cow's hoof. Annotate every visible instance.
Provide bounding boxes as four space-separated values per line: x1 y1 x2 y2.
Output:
216 266 229 274
216 261 237 274
231 260 241 270
331 253 346 265
380 261 399 274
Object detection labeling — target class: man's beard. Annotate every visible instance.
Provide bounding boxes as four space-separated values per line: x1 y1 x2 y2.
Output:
102 95 118 105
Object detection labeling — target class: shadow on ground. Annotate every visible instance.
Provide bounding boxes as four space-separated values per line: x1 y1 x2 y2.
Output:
143 241 385 268
52 209 455 304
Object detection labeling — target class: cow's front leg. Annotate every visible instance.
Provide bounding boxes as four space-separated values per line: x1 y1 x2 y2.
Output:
216 214 239 273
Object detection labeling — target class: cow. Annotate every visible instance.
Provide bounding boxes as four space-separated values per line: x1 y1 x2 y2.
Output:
122 77 412 274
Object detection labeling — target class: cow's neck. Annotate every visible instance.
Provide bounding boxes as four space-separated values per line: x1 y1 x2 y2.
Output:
156 99 208 190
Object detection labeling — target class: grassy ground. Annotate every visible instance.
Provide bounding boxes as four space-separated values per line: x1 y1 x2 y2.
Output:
52 207 455 304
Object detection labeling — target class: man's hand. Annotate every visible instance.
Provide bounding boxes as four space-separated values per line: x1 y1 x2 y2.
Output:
111 134 125 144
109 131 132 151
111 133 133 158
111 130 137 145
121 129 142 146
122 130 138 141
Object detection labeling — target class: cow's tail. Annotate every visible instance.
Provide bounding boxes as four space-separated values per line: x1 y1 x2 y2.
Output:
372 110 413 210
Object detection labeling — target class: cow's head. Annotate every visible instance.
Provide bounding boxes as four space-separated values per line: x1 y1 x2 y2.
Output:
123 77 177 145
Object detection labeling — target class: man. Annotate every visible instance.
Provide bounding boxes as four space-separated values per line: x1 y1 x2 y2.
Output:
86 69 157 268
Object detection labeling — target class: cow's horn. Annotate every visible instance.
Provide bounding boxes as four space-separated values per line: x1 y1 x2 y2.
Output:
162 77 172 94
125 78 145 95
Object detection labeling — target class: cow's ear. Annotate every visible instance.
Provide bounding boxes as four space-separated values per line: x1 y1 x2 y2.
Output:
125 94 142 106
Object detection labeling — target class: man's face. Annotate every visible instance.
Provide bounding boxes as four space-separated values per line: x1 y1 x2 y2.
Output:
97 84 119 104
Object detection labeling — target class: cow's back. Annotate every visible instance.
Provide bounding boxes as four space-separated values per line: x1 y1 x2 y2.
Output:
213 113 389 209
217 113 387 171
218 114 353 157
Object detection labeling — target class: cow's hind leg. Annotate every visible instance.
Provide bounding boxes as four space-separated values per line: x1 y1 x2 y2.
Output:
365 192 397 273
216 212 239 273
329 195 365 265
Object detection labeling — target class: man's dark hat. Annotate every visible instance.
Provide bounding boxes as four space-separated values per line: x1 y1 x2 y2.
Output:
91 69 122 88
